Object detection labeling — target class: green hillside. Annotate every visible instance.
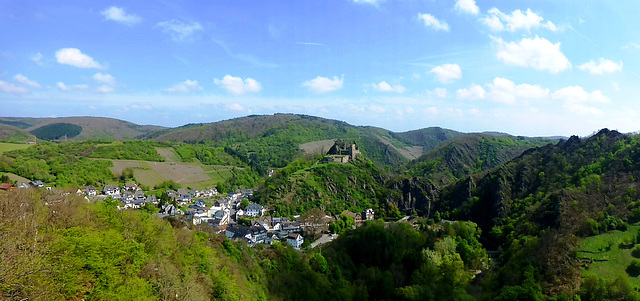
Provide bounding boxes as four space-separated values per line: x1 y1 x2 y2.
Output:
406 133 552 186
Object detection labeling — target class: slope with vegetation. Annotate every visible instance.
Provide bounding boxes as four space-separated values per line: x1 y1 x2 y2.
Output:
0 188 489 300
434 129 640 298
0 116 166 140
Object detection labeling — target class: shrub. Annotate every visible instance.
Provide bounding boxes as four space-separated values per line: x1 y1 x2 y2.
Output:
632 245 640 259
626 259 640 277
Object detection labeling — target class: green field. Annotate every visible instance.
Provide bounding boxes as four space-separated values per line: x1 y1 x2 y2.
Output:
201 165 235 183
578 226 640 287
109 159 235 190
0 142 30 154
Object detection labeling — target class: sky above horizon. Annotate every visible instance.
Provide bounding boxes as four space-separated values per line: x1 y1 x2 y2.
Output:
1 0 639 137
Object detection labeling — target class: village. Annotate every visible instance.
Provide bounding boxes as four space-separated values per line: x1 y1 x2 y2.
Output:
0 140 375 250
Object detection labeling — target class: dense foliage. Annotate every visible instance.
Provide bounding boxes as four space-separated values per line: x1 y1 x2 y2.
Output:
29 123 82 140
0 189 489 301
0 141 114 185
253 157 396 218
89 141 167 161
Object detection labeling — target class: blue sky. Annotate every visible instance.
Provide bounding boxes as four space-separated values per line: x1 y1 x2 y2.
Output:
1 0 639 136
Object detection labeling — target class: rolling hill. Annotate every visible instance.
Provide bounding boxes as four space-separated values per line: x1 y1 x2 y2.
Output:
0 116 166 140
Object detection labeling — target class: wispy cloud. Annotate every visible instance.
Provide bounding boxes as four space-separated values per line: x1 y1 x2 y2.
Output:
482 8 558 32
164 79 203 93
93 73 116 86
296 42 325 46
418 13 449 31
156 19 203 41
57 82 90 91
370 81 406 93
213 38 278 68
0 80 29 94
101 7 141 26
578 58 623 75
14 74 41 89
30 53 43 66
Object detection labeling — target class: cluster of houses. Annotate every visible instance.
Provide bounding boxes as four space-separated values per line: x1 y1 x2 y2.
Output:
0 180 49 191
85 183 220 212
1 177 376 251
225 216 305 249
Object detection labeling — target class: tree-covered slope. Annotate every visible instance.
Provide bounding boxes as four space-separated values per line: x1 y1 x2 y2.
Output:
391 126 462 153
436 129 640 295
148 114 412 169
253 156 396 218
406 133 552 186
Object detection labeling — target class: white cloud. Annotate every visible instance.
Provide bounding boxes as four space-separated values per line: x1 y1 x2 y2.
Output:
578 58 623 75
96 85 115 93
130 104 152 110
552 86 611 104
30 53 43 65
551 86 610 116
424 107 439 115
101 7 141 26
352 0 381 5
92 73 116 86
371 81 406 93
430 63 461 83
0 80 28 94
432 88 448 98
156 19 203 41
418 13 449 31
455 0 479 15
226 103 245 111
493 36 571 73
55 48 102 69
164 79 203 93
369 105 385 113
456 84 486 100
482 8 558 32
622 43 640 52
14 74 41 88
215 75 262 95
485 77 549 104
564 104 604 116
301 76 343 93
57 82 89 91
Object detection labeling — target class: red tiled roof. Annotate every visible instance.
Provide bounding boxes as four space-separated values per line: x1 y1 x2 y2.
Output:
0 183 16 191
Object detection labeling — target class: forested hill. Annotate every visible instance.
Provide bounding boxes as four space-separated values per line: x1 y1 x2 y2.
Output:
405 133 552 186
430 129 640 295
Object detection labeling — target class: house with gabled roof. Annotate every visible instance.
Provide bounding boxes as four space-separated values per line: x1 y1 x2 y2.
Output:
103 184 121 198
0 183 16 191
245 203 264 217
286 233 304 249
124 182 139 191
85 186 97 196
134 190 145 201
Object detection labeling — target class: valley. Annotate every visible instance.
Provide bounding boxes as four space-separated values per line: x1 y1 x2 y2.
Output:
1 114 639 300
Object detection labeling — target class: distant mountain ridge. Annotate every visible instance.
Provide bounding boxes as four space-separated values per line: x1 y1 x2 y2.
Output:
0 116 166 141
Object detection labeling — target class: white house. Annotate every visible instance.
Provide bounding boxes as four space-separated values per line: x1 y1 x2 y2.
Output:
245 203 264 217
286 233 304 249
